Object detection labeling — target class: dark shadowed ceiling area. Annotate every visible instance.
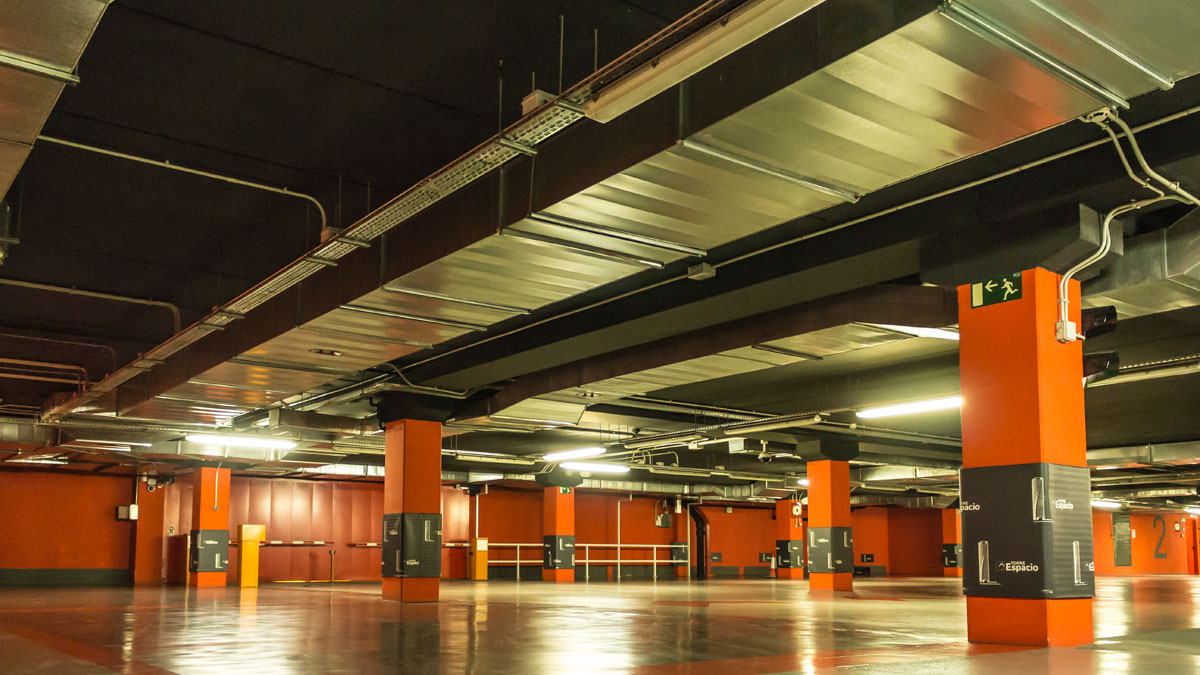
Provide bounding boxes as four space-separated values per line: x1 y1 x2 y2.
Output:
3 0 1200 512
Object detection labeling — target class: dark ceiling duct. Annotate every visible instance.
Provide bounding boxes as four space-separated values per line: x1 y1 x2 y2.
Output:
1084 206 1200 318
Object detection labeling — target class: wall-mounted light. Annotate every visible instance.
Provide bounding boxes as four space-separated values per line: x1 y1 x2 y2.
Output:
856 396 963 419
184 434 296 450
543 447 606 462
1091 499 1122 509
561 462 630 474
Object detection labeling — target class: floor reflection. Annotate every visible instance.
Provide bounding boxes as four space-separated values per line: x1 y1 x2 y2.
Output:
0 576 1195 674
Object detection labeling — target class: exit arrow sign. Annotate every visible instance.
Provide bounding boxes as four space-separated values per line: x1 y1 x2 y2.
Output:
970 272 1022 308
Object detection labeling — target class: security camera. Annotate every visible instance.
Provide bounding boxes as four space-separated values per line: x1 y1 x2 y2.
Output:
757 452 772 463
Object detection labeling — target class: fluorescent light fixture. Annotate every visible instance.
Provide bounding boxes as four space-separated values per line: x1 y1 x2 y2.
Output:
797 478 809 486
1091 499 1122 509
871 324 960 341
583 0 824 123
184 434 297 450
76 439 153 447
10 457 68 465
468 473 505 482
730 415 822 434
1185 507 1200 515
455 455 537 466
543 447 606 462
561 461 630 474
856 396 963 419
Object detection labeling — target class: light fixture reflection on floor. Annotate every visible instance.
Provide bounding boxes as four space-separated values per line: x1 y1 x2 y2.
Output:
856 396 963 419
543 447 606 462
561 462 630 474
184 434 297 450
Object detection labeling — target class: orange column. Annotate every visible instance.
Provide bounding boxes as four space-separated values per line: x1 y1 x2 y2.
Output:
542 487 575 582
958 267 1093 647
942 508 962 578
382 419 442 602
775 498 805 580
189 467 230 587
807 460 852 591
132 475 166 585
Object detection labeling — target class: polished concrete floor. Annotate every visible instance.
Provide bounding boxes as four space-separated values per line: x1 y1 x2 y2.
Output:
0 576 1198 673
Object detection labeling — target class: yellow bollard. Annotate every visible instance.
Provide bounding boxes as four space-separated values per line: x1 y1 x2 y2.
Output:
238 524 267 588
468 537 489 581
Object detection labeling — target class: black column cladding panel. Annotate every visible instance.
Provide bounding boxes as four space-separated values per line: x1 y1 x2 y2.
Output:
775 539 805 568
381 513 403 578
670 541 688 566
942 543 963 568
960 463 1094 599
807 527 852 573
189 529 229 573
1112 512 1132 567
543 535 576 570
400 513 442 578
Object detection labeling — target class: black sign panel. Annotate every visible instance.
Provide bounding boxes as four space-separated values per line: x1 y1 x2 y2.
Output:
942 543 962 568
189 529 228 573
775 539 804 568
542 535 576 570
960 463 1094 599
380 512 441 578
807 527 852 573
1112 512 1132 567
670 541 688 566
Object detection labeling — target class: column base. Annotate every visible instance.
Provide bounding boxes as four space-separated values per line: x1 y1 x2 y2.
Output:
383 577 439 602
943 567 963 578
809 572 852 592
966 597 1092 647
189 572 226 588
542 569 574 582
776 568 805 580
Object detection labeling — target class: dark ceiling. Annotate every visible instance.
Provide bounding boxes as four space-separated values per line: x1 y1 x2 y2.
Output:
2 0 1200 499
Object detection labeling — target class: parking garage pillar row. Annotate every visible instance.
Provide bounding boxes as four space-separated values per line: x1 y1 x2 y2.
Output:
542 487 575 582
958 268 1094 647
807 460 852 591
775 498 805 580
382 419 442 602
189 467 231 587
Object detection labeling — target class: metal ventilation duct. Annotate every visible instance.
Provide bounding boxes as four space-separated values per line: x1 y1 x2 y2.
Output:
49 0 1200 428
1084 207 1200 318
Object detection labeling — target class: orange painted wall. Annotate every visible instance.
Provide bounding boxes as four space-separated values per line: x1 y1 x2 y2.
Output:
132 478 165 584
1093 510 1195 576
577 494 675 570
852 507 890 568
0 470 133 571
851 506 945 575
696 506 775 573
886 508 943 576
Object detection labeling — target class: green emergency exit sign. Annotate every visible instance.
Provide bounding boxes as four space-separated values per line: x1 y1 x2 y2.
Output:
970 272 1022 308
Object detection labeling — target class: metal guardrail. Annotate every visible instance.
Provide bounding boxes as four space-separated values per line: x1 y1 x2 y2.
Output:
486 542 689 582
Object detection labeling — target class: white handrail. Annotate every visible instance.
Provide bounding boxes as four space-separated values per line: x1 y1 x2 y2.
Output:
480 541 691 583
